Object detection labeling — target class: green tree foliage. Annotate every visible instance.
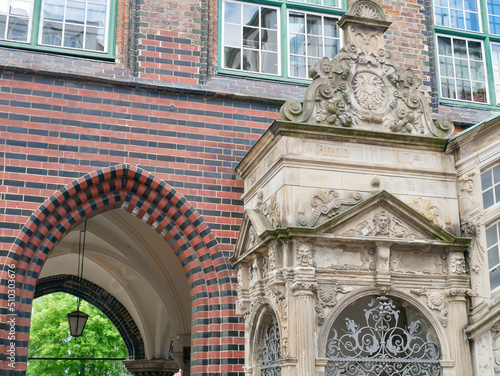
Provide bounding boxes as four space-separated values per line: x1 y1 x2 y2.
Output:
27 292 132 376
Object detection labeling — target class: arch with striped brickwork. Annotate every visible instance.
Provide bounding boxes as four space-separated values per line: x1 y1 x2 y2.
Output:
0 164 241 376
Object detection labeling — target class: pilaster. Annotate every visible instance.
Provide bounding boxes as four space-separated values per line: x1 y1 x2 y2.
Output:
445 289 473 375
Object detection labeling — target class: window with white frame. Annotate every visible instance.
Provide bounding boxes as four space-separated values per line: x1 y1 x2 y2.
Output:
487 221 500 292
220 0 344 80
482 164 500 210
0 0 115 58
434 0 500 105
437 35 487 103
434 0 480 31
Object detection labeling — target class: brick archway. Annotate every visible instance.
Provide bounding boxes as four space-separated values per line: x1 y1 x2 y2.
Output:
34 275 145 360
0 164 240 375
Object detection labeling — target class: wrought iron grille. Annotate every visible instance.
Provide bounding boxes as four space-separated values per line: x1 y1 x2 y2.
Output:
260 314 281 376
326 296 442 376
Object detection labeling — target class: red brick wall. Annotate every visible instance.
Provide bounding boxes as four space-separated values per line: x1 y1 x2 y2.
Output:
0 74 279 252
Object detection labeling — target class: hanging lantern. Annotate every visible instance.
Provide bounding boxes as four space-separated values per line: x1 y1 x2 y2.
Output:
67 221 89 338
67 309 89 337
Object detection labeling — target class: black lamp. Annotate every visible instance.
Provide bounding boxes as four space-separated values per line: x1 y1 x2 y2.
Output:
67 309 89 337
67 221 89 338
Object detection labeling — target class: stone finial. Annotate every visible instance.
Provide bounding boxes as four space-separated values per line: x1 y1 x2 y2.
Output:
280 0 454 138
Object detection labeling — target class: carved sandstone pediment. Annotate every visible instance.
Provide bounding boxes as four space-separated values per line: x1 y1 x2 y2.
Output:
280 0 453 138
316 191 465 246
232 209 274 263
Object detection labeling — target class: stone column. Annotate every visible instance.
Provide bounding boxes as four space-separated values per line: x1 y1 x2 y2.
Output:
123 359 180 376
290 266 317 376
445 289 473 375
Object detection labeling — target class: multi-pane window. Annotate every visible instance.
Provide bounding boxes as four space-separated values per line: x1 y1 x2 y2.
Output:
288 11 340 78
487 221 500 292
0 0 114 57
489 0 500 35
221 0 343 80
290 0 339 6
434 0 500 105
434 0 480 31
223 2 279 75
437 36 487 102
482 164 500 210
0 0 33 42
40 0 109 52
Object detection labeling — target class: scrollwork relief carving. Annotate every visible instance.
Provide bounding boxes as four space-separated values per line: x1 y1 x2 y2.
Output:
291 281 317 293
256 192 282 229
410 287 448 327
267 243 277 271
315 284 354 325
279 1 453 138
262 287 289 357
296 189 362 227
445 288 472 297
345 210 415 239
409 197 440 226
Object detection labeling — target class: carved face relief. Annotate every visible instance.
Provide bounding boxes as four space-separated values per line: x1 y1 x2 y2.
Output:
450 253 467 275
296 242 314 267
460 178 474 193
373 211 390 235
321 58 331 75
352 72 386 110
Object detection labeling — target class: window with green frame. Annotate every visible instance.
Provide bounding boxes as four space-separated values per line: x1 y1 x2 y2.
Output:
434 0 500 106
483 163 500 293
0 0 116 59
220 0 346 81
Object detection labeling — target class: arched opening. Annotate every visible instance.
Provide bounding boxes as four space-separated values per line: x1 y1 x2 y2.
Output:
27 292 131 375
248 307 281 376
1 164 240 375
325 295 442 376
34 275 144 360
259 311 281 376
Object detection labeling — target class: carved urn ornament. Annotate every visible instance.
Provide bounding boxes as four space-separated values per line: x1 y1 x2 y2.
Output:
280 0 453 138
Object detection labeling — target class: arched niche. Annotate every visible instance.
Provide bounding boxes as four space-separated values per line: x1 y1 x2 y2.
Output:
321 294 444 376
248 305 282 376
